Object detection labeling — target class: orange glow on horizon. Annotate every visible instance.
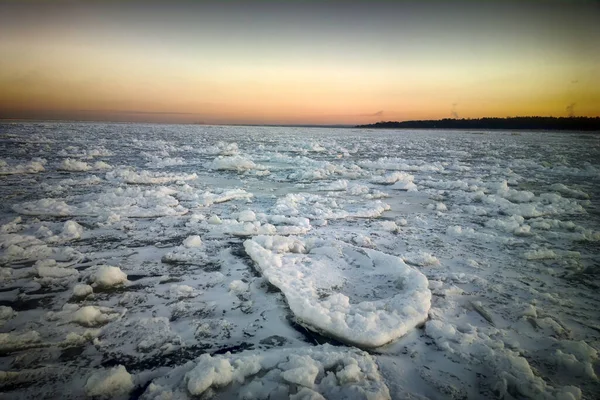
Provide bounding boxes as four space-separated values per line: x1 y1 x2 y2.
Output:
1 2 599 124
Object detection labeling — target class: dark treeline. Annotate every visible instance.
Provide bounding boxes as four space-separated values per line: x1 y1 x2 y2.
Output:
356 117 600 131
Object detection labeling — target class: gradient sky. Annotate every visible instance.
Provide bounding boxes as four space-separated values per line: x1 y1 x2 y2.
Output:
1 0 599 125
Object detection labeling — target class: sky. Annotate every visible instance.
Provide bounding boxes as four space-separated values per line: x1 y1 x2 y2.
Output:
0 0 599 125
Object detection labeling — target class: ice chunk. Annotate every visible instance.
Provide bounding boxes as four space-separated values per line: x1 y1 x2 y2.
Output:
106 167 196 184
207 155 257 171
186 355 235 395
236 209 257 222
0 331 41 353
13 186 188 218
90 265 128 288
379 221 399 232
59 158 92 172
273 193 390 221
200 189 254 206
169 284 198 299
391 178 417 192
523 249 557 260
371 171 414 185
244 236 431 347
0 158 46 175
402 251 441 267
145 345 390 399
85 365 134 399
36 264 79 278
73 284 93 298
553 340 598 379
182 235 202 248
280 355 320 387
205 218 277 237
228 280 249 293
208 215 222 224
549 183 589 199
322 179 348 191
0 306 16 324
61 220 84 240
72 306 120 327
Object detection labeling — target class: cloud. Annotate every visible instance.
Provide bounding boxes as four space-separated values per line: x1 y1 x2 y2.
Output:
358 110 384 117
566 103 576 117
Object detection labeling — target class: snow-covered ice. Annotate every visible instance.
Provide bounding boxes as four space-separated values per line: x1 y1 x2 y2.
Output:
1 123 599 399
244 236 431 348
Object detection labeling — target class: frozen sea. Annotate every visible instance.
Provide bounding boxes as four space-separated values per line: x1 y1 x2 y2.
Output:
0 122 599 399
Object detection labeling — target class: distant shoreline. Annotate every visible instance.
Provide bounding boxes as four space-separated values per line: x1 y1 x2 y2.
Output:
356 117 600 131
2 117 600 131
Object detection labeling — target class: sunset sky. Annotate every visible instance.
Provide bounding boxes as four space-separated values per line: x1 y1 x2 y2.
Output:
1 1 599 125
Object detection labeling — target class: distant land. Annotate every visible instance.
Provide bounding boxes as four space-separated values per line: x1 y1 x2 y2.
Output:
356 117 600 131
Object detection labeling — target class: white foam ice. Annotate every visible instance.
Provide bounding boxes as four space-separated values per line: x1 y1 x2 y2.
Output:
72 305 121 327
549 183 590 200
89 265 128 288
206 155 258 172
84 365 134 399
185 188 253 207
272 193 390 221
13 186 188 218
144 155 187 168
228 280 249 294
58 145 112 158
401 251 441 267
142 344 390 399
0 158 46 175
182 235 202 248
0 331 41 353
0 306 16 325
58 158 112 172
169 284 199 299
73 284 93 298
106 167 196 184
359 157 444 172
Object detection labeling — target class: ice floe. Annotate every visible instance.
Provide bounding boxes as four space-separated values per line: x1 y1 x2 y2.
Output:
244 236 431 347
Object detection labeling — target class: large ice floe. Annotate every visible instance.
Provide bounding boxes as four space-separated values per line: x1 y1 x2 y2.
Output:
244 236 431 348
1 123 599 399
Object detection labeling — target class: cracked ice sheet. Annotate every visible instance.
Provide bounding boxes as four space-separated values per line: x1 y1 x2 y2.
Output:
244 236 431 348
